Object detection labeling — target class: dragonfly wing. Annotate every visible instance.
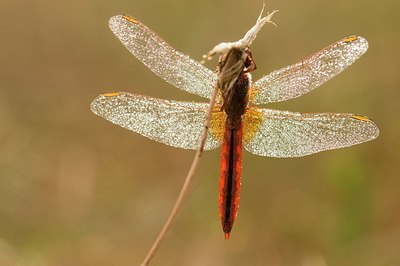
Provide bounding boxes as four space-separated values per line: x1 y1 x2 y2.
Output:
109 15 217 99
243 108 379 158
252 36 368 104
91 92 222 150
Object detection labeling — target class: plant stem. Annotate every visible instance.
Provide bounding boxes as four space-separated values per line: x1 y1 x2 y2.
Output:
140 85 219 266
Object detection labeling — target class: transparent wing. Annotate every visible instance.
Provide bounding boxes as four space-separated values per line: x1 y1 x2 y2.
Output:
109 15 217 99
252 36 368 104
243 108 379 158
90 92 222 150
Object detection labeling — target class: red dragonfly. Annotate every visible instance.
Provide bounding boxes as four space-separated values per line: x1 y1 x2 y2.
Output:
91 14 379 239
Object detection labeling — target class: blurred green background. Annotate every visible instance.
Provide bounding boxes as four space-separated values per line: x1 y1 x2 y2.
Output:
0 0 399 265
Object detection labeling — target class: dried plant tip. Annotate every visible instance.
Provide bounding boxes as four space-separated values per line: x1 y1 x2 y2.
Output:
201 5 278 64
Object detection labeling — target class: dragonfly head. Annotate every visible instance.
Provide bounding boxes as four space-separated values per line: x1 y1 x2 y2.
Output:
217 48 248 93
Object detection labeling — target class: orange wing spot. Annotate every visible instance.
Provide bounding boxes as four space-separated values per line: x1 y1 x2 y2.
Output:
352 114 371 122
243 107 264 143
210 108 226 141
122 15 139 24
248 85 260 103
342 36 359 43
101 92 120 97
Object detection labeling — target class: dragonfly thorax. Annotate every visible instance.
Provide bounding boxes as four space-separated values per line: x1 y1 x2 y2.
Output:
218 48 255 126
222 72 251 128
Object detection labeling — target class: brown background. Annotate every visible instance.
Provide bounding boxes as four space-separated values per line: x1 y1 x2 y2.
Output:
0 0 399 265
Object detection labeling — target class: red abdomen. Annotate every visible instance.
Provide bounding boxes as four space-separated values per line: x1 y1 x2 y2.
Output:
219 118 243 239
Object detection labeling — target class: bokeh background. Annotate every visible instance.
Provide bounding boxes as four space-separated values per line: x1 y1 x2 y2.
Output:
0 0 399 265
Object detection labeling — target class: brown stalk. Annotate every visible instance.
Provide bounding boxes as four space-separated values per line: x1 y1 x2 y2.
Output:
140 84 219 266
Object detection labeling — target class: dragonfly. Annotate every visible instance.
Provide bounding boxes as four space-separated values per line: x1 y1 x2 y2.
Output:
91 14 380 239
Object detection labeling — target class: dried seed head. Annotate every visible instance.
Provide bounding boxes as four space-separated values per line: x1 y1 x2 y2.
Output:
201 5 278 64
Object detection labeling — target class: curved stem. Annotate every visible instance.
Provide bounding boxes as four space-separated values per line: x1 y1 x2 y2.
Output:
141 85 219 266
